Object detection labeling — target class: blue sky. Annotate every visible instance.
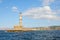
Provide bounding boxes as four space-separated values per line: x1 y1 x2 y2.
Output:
0 0 60 28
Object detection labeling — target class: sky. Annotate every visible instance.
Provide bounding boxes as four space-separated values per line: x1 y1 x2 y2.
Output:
0 0 60 29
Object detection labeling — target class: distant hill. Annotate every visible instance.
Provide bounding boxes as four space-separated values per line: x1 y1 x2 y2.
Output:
49 26 60 27
49 26 60 29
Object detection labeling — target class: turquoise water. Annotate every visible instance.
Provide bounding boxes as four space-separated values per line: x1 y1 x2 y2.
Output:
0 30 60 40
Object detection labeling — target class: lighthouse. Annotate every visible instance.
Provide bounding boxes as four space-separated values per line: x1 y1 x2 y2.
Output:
19 12 23 28
14 12 23 30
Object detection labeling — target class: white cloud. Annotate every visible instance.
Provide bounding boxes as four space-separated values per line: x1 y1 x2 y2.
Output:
23 6 60 20
12 6 19 12
55 10 60 14
42 0 54 6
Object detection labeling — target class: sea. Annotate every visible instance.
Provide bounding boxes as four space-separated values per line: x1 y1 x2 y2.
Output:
0 30 60 40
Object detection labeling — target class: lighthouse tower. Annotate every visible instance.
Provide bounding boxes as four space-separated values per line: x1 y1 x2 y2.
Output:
19 12 23 28
14 12 23 30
